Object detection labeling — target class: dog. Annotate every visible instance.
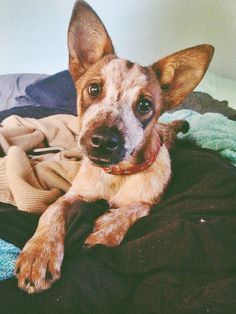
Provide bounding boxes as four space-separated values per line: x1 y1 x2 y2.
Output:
15 0 214 293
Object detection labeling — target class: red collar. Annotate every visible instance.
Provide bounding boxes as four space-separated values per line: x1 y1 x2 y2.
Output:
103 134 162 175
103 152 158 175
102 123 163 175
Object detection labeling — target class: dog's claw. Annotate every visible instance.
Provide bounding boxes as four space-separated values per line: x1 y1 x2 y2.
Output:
24 278 29 285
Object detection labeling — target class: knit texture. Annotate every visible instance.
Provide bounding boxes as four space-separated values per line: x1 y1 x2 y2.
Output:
0 144 236 313
0 114 81 212
0 110 236 283
160 110 236 166
0 111 235 212
0 239 20 280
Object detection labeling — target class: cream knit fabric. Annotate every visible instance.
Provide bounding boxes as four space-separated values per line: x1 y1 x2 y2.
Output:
0 114 81 213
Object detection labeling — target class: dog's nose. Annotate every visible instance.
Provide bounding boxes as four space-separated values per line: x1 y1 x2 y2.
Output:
90 127 121 153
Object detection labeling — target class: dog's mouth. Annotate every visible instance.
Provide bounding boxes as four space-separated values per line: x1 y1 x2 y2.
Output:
81 125 127 167
81 122 174 174
88 138 162 175
85 125 163 174
88 147 136 167
88 156 115 167
100 124 165 175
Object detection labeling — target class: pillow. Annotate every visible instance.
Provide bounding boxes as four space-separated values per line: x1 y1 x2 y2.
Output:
172 91 236 117
25 70 77 115
0 73 49 111
195 71 236 110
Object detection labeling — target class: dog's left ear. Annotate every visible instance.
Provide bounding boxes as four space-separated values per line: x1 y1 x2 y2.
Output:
152 44 214 110
68 0 114 81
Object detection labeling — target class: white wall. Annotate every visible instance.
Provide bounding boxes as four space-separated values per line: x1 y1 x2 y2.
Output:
0 0 236 80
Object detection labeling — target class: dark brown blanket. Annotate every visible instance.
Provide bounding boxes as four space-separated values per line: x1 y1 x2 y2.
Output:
0 142 236 314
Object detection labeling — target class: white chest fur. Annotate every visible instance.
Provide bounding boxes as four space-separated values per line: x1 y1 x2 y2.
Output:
71 145 171 207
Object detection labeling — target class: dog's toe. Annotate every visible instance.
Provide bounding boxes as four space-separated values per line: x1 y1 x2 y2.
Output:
85 230 120 248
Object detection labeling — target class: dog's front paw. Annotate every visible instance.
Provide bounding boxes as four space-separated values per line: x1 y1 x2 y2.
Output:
85 210 129 248
15 233 64 294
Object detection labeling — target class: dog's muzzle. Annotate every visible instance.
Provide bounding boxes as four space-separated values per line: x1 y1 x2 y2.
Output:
83 126 125 166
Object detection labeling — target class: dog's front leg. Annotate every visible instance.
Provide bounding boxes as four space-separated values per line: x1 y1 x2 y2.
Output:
15 191 79 294
85 203 151 247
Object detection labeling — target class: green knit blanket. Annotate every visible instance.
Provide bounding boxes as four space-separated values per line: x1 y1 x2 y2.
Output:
0 239 20 280
160 110 236 167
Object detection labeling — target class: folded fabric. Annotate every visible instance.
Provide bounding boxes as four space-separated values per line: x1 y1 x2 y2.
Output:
160 110 236 166
0 73 49 111
0 110 235 212
1 110 236 283
173 91 236 117
0 106 74 123
25 70 77 115
0 114 81 212
0 239 20 281
0 144 236 313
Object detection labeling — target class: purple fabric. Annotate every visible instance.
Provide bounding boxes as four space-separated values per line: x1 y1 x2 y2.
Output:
0 106 73 123
25 70 77 115
0 73 49 111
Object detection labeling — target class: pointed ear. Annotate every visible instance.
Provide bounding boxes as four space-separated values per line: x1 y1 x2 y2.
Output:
68 0 115 81
152 45 214 110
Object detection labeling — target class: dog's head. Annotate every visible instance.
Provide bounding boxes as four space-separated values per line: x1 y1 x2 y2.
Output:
68 0 214 171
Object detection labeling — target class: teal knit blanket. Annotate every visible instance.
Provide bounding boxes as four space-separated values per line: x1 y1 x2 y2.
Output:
0 239 20 280
160 110 236 167
1 109 236 281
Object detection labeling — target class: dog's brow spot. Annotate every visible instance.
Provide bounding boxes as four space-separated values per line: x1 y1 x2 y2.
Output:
117 91 122 101
101 59 148 93
126 60 134 69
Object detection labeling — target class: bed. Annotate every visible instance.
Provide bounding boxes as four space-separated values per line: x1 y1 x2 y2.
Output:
0 71 236 314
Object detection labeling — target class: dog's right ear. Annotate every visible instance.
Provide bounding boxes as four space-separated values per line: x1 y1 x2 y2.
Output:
68 0 114 81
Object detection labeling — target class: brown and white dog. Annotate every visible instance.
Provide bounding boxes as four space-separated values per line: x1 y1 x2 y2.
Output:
15 0 214 293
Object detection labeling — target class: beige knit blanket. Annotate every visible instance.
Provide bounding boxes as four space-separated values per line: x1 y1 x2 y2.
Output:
0 114 81 213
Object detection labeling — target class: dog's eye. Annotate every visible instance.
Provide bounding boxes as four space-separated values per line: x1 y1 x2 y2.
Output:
88 83 101 97
136 98 153 115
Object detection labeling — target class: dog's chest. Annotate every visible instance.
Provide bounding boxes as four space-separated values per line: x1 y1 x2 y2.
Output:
72 146 171 207
73 160 125 202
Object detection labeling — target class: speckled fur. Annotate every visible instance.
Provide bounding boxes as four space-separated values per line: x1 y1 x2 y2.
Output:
15 0 214 294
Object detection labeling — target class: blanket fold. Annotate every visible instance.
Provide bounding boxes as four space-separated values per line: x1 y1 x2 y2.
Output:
160 110 236 166
0 114 81 212
0 143 236 314
0 111 235 213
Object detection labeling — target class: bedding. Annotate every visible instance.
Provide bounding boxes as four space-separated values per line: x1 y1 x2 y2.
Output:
0 111 235 214
0 239 20 281
173 91 236 117
25 70 77 114
0 106 73 123
196 71 236 109
0 72 236 313
0 73 49 111
1 71 235 117
160 110 236 166
0 143 236 314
